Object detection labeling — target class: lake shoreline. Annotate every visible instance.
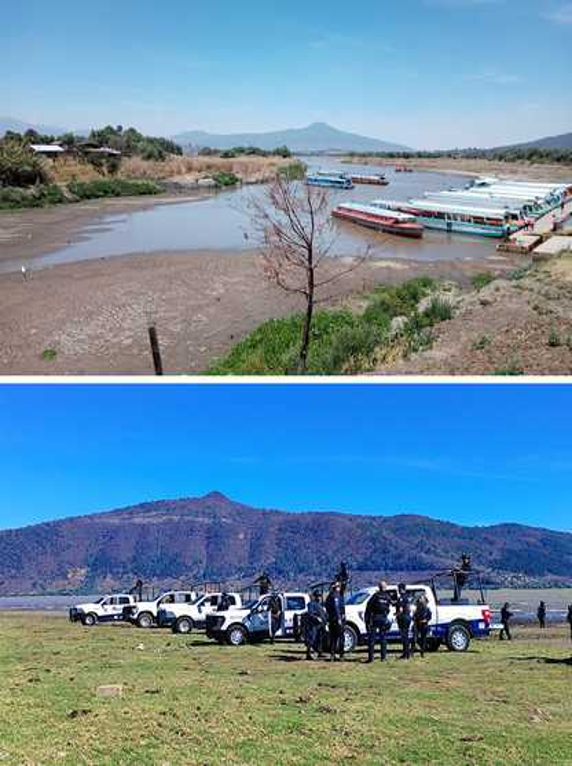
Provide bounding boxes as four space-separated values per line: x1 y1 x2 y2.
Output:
0 192 213 266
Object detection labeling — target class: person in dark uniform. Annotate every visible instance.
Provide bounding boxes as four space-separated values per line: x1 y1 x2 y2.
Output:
567 604 572 641
537 601 547 629
268 593 282 643
412 595 432 658
395 583 413 660
499 602 513 640
452 553 472 602
364 580 393 663
325 582 346 661
254 572 273 596
305 590 327 660
335 562 350 595
217 592 232 612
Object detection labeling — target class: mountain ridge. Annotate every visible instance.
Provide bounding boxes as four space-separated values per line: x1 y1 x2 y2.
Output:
1 492 571 595
171 122 412 153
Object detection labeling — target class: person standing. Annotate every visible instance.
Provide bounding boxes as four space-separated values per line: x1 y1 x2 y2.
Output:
325 582 346 662
499 602 513 641
567 604 572 641
395 583 413 660
537 601 547 629
268 593 282 644
364 581 393 663
305 590 327 660
412 595 433 658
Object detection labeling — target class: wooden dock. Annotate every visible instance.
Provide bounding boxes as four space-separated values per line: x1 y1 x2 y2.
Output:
498 197 572 255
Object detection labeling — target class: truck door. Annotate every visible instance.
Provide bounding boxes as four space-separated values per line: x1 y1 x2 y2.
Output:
244 597 271 638
283 596 307 636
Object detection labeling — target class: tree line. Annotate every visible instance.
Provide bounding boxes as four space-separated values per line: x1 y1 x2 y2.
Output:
346 147 572 165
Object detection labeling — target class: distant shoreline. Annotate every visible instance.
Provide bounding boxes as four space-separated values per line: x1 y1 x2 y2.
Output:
339 156 572 182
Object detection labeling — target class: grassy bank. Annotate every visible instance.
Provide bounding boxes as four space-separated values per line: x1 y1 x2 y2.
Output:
0 178 162 210
208 278 455 375
0 614 570 764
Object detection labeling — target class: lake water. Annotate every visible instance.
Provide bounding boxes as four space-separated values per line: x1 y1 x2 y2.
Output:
5 160 503 274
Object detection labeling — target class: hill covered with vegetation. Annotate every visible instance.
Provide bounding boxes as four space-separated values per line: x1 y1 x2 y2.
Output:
1 491 571 595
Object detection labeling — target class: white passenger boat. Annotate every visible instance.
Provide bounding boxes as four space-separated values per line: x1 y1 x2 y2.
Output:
374 199 523 238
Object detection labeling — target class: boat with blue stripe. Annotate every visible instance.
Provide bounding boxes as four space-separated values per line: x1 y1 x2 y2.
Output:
373 199 522 238
306 171 354 190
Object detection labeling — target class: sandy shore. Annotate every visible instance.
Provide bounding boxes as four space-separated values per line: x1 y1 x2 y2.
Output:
343 157 572 183
0 193 210 264
0 249 514 375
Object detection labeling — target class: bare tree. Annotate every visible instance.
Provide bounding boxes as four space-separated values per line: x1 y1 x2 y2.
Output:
247 175 366 372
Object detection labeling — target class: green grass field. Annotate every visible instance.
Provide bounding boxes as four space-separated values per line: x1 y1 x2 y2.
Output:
0 614 571 764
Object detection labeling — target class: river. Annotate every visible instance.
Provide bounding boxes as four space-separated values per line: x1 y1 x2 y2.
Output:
1 160 503 274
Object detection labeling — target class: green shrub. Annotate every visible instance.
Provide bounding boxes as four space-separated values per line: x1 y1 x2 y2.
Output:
68 178 162 200
0 184 66 210
212 172 240 188
208 278 447 375
472 335 491 351
548 329 562 348
278 161 306 181
0 141 48 187
471 272 495 290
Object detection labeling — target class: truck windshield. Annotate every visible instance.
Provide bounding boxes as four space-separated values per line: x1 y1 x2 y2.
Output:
345 590 372 606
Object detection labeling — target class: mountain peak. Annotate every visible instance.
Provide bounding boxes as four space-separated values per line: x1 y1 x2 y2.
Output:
202 491 231 503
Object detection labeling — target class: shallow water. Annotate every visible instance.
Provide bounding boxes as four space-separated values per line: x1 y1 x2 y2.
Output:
4 161 503 273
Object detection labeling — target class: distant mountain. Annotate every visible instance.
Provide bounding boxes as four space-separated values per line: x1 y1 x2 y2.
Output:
495 132 572 151
0 117 70 137
172 122 411 153
1 492 571 595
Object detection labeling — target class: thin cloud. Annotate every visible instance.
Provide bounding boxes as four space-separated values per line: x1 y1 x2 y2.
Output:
466 71 522 85
544 3 572 24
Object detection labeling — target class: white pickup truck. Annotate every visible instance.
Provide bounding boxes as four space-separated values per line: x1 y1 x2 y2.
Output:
343 583 493 653
157 592 244 634
205 591 310 646
123 590 198 628
69 594 137 626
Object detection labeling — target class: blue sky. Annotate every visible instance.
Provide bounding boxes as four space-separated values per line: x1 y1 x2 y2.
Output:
2 0 571 148
0 384 570 532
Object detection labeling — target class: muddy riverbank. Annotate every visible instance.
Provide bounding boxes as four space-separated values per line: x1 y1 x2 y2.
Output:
0 249 514 375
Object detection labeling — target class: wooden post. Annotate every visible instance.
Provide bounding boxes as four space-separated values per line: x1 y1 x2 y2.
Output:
148 326 163 376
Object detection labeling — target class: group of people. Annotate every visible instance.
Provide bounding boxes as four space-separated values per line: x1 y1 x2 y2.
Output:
303 579 432 663
497 600 572 641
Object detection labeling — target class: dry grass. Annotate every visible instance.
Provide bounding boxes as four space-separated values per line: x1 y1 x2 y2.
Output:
120 155 294 183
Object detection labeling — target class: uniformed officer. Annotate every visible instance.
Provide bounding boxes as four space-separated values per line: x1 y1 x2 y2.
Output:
325 581 346 661
305 590 328 660
364 580 393 662
499 602 513 641
412 595 432 658
395 583 413 660
537 601 547 629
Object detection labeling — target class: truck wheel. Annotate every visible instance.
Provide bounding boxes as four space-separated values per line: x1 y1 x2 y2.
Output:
137 612 154 629
174 617 193 635
447 624 471 652
226 624 248 646
83 613 97 627
343 625 358 654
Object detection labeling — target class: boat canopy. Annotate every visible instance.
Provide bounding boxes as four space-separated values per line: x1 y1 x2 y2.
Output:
337 202 417 222
393 199 518 219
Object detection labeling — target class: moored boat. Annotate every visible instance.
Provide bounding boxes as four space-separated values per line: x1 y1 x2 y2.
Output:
306 172 354 189
373 198 523 238
349 173 389 186
332 202 423 238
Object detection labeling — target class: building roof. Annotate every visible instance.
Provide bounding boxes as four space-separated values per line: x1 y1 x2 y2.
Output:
30 144 65 154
